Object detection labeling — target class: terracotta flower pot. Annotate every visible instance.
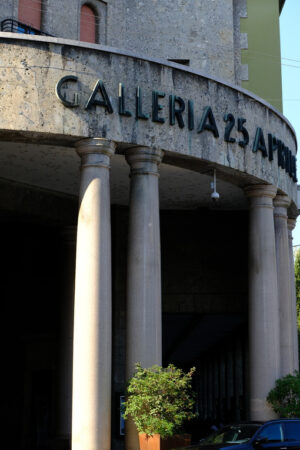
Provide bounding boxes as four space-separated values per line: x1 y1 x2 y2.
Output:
139 433 161 450
139 433 191 450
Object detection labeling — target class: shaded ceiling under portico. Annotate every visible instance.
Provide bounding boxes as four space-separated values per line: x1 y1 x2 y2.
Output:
0 140 249 212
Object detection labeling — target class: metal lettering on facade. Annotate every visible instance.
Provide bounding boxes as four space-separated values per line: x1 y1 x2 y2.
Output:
56 76 297 182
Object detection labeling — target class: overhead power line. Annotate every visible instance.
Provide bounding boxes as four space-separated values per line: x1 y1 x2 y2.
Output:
2 5 300 70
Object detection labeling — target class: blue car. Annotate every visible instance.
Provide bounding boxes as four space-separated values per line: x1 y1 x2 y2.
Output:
177 419 300 450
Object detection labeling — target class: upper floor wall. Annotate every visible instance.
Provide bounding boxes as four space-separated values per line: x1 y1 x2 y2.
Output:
108 0 242 85
0 0 245 84
0 0 284 109
0 0 107 42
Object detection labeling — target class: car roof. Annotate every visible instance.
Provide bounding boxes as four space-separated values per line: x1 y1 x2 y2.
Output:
262 419 300 423
224 419 300 426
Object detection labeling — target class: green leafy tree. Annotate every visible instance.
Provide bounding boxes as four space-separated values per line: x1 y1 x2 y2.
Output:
123 363 196 438
267 372 300 418
294 248 300 361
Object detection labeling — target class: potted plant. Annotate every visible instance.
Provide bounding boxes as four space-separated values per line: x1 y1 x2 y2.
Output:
123 363 196 450
267 371 300 417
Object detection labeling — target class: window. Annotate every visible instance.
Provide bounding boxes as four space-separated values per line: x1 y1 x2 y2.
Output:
18 0 42 30
285 421 300 441
80 4 96 43
202 425 260 445
257 423 284 442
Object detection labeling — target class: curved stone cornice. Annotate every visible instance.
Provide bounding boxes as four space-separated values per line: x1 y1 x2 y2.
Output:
0 32 295 141
0 35 297 205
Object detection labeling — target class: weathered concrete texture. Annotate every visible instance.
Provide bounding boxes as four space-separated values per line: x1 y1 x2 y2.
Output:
0 36 297 205
246 185 280 421
233 0 249 84
0 1 242 82
44 0 107 43
72 139 115 450
109 0 236 82
0 0 107 43
125 147 163 377
274 195 294 377
0 1 16 21
125 147 163 450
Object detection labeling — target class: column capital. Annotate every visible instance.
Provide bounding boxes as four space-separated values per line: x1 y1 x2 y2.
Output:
125 146 163 176
75 138 116 169
288 217 297 233
244 184 278 199
274 194 291 209
245 185 277 211
274 194 291 220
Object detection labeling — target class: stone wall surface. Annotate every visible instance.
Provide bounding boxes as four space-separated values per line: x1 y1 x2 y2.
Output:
0 35 297 204
233 0 248 84
0 1 16 21
0 0 107 40
42 0 80 39
109 0 237 82
0 1 243 83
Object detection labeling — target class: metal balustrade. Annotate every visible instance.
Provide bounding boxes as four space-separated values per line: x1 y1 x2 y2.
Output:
0 18 52 36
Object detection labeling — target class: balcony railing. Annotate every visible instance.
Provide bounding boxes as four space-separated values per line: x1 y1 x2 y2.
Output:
0 18 52 36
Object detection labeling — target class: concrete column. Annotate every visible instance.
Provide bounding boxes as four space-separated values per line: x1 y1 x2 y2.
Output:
274 195 294 376
72 138 115 450
288 217 299 371
125 146 163 450
245 185 280 421
57 226 76 448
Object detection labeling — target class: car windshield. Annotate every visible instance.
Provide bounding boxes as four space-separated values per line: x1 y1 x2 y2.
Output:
200 424 261 445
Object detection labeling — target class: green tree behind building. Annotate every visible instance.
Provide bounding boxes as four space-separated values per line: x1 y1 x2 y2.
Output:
294 249 300 364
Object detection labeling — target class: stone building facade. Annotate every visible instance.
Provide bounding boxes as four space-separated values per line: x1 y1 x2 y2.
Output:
0 1 297 450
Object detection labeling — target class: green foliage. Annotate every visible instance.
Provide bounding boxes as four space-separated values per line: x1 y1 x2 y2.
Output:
267 372 300 418
294 249 300 366
295 249 300 330
123 363 196 438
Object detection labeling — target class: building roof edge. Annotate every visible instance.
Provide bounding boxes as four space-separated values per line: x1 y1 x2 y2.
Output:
280 0 286 14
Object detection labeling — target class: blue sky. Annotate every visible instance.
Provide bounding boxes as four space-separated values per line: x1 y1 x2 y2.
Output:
280 0 300 247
